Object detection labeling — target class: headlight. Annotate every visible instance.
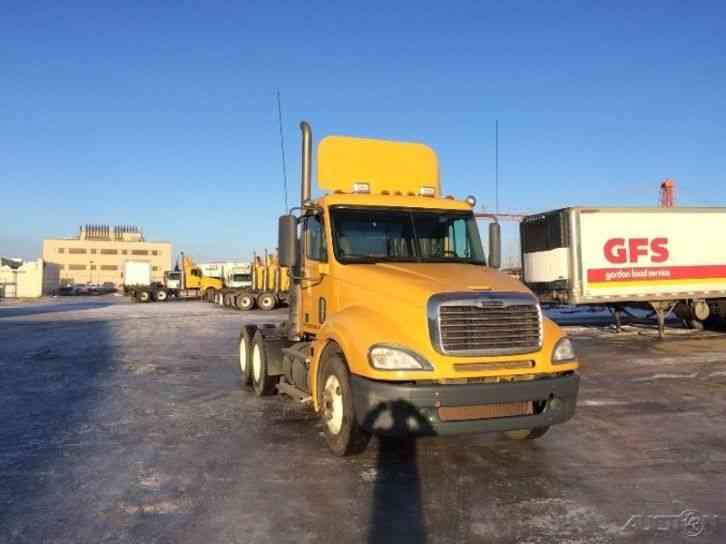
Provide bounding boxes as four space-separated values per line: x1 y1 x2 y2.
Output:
368 345 433 371
552 337 576 364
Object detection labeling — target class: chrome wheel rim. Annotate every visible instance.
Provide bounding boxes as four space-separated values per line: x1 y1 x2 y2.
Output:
323 374 343 435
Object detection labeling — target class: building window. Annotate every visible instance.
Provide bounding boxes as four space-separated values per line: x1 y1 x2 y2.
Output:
58 248 65 254
100 249 118 255
122 250 127 255
90 265 97 270
152 250 159 256
152 266 159 271
90 249 97 254
132 250 149 256
101 265 118 271
69 264 86 271
69 248 87 254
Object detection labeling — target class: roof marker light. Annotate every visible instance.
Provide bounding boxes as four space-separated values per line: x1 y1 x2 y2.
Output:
352 182 370 194
419 186 435 197
465 195 477 207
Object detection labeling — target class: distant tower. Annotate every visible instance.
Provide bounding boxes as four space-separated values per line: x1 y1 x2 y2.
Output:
659 178 675 208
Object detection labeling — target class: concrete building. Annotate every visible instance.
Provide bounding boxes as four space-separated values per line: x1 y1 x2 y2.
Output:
42 224 172 286
0 258 60 298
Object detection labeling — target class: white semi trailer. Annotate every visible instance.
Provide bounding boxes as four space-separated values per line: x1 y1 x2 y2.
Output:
521 207 726 335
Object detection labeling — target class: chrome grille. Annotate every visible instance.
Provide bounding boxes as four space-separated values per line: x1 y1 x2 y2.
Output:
428 292 542 356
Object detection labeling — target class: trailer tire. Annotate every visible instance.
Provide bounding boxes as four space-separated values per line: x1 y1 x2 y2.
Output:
154 289 168 302
504 426 549 440
238 327 254 387
257 292 277 311
137 290 151 303
250 331 279 396
224 293 234 307
237 294 255 311
318 354 371 456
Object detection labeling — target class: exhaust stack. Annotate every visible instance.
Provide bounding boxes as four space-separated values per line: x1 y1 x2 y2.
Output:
300 121 312 207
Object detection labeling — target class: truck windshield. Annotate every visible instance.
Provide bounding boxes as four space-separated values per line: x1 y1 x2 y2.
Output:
232 274 251 282
167 273 181 280
331 207 486 264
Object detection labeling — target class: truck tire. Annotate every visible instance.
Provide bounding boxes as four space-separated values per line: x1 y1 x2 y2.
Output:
224 293 234 308
217 292 224 306
154 289 168 302
205 288 216 303
238 327 254 387
257 292 277 311
237 294 255 311
318 354 371 456
137 290 151 303
250 331 279 396
504 427 549 440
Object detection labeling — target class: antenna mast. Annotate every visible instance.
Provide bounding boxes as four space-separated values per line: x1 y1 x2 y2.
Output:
276 90 289 212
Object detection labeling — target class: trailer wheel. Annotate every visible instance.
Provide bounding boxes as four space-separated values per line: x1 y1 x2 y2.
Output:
154 289 168 302
238 328 254 387
224 293 234 307
318 354 371 456
237 294 255 311
504 427 549 440
137 290 151 303
204 288 215 302
250 331 279 396
257 292 277 311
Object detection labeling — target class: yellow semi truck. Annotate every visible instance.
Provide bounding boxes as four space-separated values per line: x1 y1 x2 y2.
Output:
237 122 580 456
126 254 222 302
210 252 290 311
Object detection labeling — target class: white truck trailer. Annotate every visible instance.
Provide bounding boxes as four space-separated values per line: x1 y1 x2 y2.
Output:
521 207 726 334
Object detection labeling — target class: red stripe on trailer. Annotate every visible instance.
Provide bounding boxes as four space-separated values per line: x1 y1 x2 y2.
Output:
587 265 726 283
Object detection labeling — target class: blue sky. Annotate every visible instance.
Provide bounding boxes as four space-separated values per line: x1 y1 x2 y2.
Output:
2 1 725 262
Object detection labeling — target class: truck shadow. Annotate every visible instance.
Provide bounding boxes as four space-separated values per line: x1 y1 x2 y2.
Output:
364 401 434 544
0 317 116 541
0 300 114 318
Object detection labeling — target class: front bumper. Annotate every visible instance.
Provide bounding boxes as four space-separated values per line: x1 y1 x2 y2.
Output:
350 373 579 436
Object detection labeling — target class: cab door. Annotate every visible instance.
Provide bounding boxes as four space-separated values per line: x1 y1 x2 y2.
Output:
302 211 330 333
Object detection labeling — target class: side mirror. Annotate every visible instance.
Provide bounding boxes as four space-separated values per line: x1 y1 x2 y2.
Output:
488 222 501 269
278 215 298 268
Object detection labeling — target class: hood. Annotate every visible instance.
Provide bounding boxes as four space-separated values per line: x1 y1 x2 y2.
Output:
336 262 531 307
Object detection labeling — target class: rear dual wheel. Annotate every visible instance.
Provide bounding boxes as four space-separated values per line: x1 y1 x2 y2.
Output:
250 331 279 396
153 289 168 302
237 294 255 311
257 292 277 311
136 290 151 303
238 328 253 387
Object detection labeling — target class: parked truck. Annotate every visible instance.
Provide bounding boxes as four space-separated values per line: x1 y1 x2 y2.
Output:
520 207 726 334
209 253 289 311
236 122 580 456
124 254 223 302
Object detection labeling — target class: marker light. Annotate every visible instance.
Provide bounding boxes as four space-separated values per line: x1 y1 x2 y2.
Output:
465 195 477 207
419 186 435 197
352 182 370 193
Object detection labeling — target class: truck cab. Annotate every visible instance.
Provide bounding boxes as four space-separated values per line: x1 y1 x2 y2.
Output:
239 122 580 456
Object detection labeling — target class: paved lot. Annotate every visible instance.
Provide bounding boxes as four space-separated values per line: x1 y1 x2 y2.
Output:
1 297 725 543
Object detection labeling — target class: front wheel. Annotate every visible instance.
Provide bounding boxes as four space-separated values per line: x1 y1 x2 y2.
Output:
504 427 550 440
318 355 371 456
